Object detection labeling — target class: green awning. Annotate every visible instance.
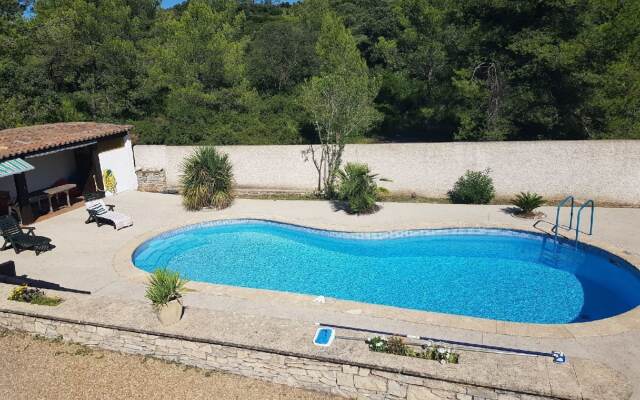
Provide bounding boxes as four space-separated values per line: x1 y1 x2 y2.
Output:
0 158 35 178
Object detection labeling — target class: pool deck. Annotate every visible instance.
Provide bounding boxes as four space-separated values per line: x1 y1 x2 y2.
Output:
1 191 640 399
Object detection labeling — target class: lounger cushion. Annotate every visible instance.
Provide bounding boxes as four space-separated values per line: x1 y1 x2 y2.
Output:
85 200 133 230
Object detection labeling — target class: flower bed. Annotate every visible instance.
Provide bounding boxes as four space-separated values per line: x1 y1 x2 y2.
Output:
8 285 62 306
366 336 459 364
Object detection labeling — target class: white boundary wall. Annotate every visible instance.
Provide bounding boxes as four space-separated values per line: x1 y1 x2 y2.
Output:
133 141 640 204
99 134 138 195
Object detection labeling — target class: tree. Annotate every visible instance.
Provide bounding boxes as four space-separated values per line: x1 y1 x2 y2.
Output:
1 0 638 143
247 19 318 93
135 0 258 144
447 0 588 140
301 11 380 197
8 0 161 124
574 0 640 139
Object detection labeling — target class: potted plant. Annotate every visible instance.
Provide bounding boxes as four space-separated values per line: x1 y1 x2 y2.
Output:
145 268 188 326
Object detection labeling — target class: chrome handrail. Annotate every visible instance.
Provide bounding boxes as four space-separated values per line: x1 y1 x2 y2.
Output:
554 196 575 242
575 199 595 246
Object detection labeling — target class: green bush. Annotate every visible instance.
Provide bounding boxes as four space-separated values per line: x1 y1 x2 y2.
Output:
337 163 384 214
448 169 495 204
145 268 188 307
180 147 234 211
511 192 546 215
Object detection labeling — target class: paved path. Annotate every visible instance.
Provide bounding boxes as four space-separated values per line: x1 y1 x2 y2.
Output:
1 191 639 398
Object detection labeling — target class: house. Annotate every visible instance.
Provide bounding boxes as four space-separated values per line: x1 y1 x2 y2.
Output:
0 122 137 224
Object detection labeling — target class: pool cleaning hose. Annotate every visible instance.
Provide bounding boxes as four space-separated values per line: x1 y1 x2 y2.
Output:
316 322 566 364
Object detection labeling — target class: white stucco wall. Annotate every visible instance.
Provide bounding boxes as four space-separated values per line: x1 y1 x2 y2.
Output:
0 150 77 198
133 141 640 205
98 134 138 195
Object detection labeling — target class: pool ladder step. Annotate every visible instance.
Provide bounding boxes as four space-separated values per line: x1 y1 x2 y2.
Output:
539 237 561 266
552 196 595 246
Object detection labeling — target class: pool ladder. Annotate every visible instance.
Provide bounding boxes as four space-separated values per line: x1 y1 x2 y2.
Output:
552 196 595 246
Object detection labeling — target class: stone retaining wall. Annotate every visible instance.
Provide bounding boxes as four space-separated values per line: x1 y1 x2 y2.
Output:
135 168 168 193
0 310 557 400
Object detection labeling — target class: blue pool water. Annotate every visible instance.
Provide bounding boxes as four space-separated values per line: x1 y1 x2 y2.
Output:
132 220 640 324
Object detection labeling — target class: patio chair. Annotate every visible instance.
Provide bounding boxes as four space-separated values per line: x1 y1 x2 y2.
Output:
85 199 133 230
0 215 53 255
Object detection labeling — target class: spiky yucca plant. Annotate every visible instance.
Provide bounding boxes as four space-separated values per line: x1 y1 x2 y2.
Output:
511 192 546 215
337 162 383 214
180 147 234 211
145 268 188 307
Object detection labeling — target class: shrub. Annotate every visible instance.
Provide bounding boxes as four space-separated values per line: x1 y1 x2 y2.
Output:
180 147 234 211
448 169 495 204
365 336 459 364
337 163 386 214
145 268 188 307
385 336 415 356
511 192 546 215
8 285 62 306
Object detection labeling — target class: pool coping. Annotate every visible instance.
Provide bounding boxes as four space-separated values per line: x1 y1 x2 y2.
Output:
113 218 640 340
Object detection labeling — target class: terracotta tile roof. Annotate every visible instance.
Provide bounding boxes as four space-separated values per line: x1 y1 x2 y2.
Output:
0 122 132 160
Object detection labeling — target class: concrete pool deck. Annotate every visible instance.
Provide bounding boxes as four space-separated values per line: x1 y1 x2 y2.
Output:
1 191 640 399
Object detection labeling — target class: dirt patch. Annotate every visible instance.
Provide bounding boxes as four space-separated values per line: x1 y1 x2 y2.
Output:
0 329 339 400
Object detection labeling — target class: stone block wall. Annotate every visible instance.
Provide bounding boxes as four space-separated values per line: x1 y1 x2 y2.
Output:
0 310 557 400
135 168 167 193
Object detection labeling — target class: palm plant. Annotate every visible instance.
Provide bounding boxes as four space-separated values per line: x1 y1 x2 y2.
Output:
337 163 384 214
145 268 188 307
180 147 234 211
511 192 546 215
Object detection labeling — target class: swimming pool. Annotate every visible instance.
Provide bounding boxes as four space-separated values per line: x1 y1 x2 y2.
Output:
132 220 640 324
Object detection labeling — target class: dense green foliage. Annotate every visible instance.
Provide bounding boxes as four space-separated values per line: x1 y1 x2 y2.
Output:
448 169 495 204
1 0 638 142
145 268 188 306
511 192 546 215
180 146 234 210
336 162 381 214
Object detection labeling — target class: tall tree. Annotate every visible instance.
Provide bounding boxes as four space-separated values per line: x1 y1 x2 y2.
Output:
301 11 381 196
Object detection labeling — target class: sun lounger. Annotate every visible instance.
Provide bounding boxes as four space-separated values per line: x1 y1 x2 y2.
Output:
0 215 53 255
85 199 133 230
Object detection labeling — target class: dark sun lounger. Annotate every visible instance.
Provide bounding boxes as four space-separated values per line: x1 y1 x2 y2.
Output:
0 216 54 255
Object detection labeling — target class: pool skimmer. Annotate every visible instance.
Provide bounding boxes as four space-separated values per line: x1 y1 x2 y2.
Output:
313 327 335 347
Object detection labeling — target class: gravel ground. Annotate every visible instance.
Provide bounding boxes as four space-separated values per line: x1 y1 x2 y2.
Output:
0 329 340 400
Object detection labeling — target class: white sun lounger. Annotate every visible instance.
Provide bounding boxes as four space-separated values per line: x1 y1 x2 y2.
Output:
85 199 133 230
